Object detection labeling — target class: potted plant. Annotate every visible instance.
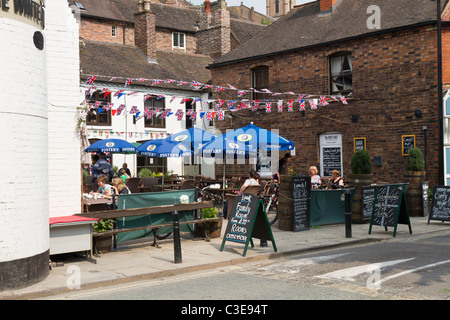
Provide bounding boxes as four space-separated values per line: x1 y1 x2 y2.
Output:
404 147 427 217
347 150 373 222
93 219 114 253
194 207 223 239
138 168 153 178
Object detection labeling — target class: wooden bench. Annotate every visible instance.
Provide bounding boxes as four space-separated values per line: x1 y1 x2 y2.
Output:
75 201 222 249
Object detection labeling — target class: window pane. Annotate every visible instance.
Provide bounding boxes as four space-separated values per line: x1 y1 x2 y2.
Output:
330 53 352 94
173 33 179 47
446 148 450 175
180 33 185 48
446 98 450 116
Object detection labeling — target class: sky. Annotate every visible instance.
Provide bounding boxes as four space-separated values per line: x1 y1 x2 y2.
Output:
189 0 314 15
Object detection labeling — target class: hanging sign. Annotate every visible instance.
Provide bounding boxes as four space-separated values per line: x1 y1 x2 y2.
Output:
220 193 277 256
368 185 412 237
402 135 415 156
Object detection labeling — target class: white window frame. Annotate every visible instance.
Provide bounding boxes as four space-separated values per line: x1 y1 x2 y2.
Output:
172 32 186 50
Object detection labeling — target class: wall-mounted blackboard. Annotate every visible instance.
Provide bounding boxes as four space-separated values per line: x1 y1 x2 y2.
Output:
291 176 311 232
369 185 412 237
354 137 366 153
322 147 342 177
402 135 415 156
428 186 450 224
220 193 277 256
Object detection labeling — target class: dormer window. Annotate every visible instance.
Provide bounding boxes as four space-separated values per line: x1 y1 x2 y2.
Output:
172 32 185 50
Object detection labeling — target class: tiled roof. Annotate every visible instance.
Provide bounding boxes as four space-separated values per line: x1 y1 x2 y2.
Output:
80 41 212 86
210 0 449 67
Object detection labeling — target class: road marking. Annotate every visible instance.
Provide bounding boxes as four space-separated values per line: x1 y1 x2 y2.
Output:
314 258 415 282
258 253 350 274
374 259 450 286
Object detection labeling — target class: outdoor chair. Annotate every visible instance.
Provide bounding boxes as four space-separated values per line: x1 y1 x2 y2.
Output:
140 177 158 192
125 177 142 193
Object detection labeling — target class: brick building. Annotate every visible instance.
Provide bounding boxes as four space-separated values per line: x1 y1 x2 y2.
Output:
208 0 450 188
70 0 265 176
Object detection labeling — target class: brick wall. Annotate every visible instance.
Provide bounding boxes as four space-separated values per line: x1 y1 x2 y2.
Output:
211 26 440 187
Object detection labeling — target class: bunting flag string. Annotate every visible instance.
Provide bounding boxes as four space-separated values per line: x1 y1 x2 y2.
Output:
81 74 350 122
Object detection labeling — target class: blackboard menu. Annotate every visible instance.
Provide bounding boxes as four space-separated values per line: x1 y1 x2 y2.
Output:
372 185 402 227
428 186 450 223
362 186 376 220
291 176 311 232
223 193 259 244
322 147 342 177
402 135 415 156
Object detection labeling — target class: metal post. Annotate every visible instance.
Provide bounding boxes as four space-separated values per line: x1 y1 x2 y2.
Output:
344 189 352 238
172 210 182 263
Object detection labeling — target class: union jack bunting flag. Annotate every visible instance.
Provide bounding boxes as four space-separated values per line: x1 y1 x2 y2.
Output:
217 109 224 120
318 96 329 106
215 86 226 92
265 102 272 113
288 100 294 112
116 104 125 116
237 90 248 97
165 79 176 83
85 75 96 85
206 111 213 121
309 99 317 110
284 92 295 95
160 109 171 119
203 84 212 89
144 107 152 118
261 88 272 94
187 109 194 116
94 101 101 108
189 111 196 120
228 84 237 90
217 99 225 108
299 100 306 111
191 80 202 87
277 100 283 112
297 94 305 101
227 100 236 110
170 96 177 103
124 78 133 87
129 106 138 114
108 77 118 81
330 95 339 101
144 94 153 100
252 100 260 112
114 90 124 97
104 103 113 110
178 81 187 86
176 109 183 121
340 95 348 104
152 79 163 86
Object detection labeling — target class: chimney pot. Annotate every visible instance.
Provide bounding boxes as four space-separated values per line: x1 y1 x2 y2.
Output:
205 0 211 14
320 0 340 13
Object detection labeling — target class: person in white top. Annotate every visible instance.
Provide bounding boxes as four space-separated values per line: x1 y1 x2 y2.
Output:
238 170 260 195
309 166 321 187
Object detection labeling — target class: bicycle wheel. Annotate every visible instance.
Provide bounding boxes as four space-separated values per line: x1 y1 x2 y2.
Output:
265 197 278 225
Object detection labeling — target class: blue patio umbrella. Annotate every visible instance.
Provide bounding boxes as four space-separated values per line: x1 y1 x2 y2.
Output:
85 138 137 153
166 127 217 149
137 139 192 158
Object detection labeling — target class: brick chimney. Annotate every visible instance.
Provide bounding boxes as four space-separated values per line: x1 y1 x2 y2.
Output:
134 0 156 62
205 0 211 14
320 0 340 13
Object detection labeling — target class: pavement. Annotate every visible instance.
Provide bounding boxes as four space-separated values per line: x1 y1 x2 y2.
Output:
1 216 449 300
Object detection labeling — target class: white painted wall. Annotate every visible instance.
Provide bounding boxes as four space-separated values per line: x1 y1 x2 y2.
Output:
46 0 82 217
0 18 48 260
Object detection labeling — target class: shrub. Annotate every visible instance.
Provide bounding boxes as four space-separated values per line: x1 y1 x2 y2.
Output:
406 148 425 171
138 168 153 178
350 150 372 174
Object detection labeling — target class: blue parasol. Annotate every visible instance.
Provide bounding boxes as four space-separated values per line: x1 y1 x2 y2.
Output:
137 139 192 158
85 138 137 153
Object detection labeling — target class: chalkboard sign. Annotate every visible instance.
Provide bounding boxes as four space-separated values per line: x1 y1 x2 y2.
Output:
369 185 412 237
428 186 450 224
402 135 415 156
291 176 311 232
220 193 277 256
322 147 342 177
362 186 376 220
422 181 429 217
354 137 366 153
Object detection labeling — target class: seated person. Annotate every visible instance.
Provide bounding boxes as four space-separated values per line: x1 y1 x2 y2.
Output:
89 174 112 197
308 166 321 188
112 177 130 195
118 168 130 183
329 169 345 189
238 170 260 195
